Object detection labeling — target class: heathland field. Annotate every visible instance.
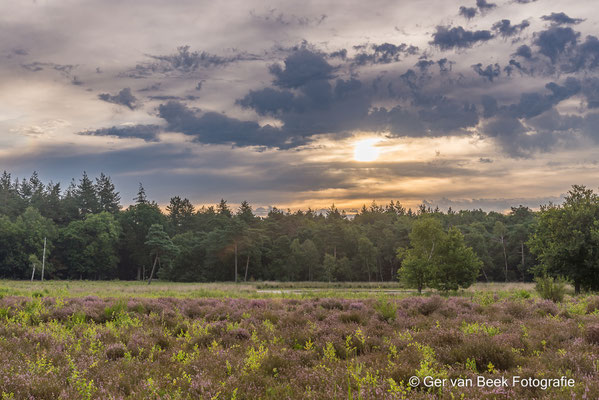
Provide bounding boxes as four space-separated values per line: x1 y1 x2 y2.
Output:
0 281 598 399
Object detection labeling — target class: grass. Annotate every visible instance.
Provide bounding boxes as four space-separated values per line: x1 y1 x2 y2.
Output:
0 280 539 300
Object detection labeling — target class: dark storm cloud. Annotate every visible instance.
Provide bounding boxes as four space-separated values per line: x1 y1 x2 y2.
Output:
582 113 599 143
249 9 327 27
567 35 599 72
582 78 599 108
98 88 138 110
269 49 335 88
328 49 348 60
472 63 500 81
476 0 496 11
481 95 498 118
541 12 584 25
147 95 199 101
79 125 162 142
352 43 418 65
459 6 477 20
21 62 76 76
237 87 295 115
415 59 435 72
125 46 260 78
482 115 558 157
506 78 580 119
430 26 494 50
418 99 479 133
492 19 530 38
527 109 583 132
514 44 532 59
533 26 580 63
477 78 582 156
156 101 301 148
504 59 527 76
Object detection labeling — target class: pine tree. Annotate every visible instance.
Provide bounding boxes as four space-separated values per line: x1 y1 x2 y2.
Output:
76 172 99 217
134 183 148 204
217 199 232 218
95 173 121 213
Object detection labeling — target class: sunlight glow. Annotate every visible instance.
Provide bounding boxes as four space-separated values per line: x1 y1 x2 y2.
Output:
353 138 382 162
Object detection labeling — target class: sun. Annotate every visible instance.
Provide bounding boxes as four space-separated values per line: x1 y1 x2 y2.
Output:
353 138 382 162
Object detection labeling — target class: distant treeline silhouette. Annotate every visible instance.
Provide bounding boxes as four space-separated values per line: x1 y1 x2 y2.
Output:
2 171 593 290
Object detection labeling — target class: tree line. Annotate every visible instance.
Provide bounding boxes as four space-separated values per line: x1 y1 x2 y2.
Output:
0 171 597 292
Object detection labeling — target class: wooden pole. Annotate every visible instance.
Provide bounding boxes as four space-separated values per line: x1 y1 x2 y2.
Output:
41 237 46 282
234 241 238 283
147 255 158 285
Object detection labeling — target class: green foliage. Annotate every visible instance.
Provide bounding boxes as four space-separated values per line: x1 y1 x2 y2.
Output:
373 300 397 321
397 217 481 293
529 185 599 293
534 276 568 302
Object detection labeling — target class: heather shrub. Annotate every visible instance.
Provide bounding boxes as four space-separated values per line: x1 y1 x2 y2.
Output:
418 295 443 315
535 276 567 302
586 295 599 314
339 310 363 324
504 300 529 319
585 324 599 344
373 299 397 321
103 299 127 321
535 299 559 316
106 342 126 360
260 353 291 376
320 299 344 310
441 335 515 371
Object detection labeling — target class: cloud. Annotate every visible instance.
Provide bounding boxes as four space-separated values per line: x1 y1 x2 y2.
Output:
492 19 530 38
352 43 418 65
21 62 76 77
269 49 335 88
533 26 580 63
430 26 494 50
514 44 532 59
541 12 584 25
472 63 500 81
476 0 496 11
125 46 259 78
249 9 327 27
582 78 599 108
237 87 295 115
157 101 300 148
79 125 161 142
98 88 138 110
459 6 477 19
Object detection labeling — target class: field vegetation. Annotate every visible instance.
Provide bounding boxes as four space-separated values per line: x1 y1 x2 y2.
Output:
0 284 597 399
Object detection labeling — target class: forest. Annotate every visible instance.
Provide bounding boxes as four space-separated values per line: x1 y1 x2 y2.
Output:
0 170 596 292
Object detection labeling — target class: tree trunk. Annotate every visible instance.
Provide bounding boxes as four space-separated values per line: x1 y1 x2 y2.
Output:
502 239 508 282
31 263 36 281
137 266 141 281
367 263 371 282
147 255 159 285
521 241 525 280
575 281 581 294
244 254 250 282
234 241 238 283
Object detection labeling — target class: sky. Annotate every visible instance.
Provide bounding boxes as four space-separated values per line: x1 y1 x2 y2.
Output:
1 0 598 213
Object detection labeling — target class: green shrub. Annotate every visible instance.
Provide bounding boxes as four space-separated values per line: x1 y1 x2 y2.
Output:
373 300 397 322
535 276 568 303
